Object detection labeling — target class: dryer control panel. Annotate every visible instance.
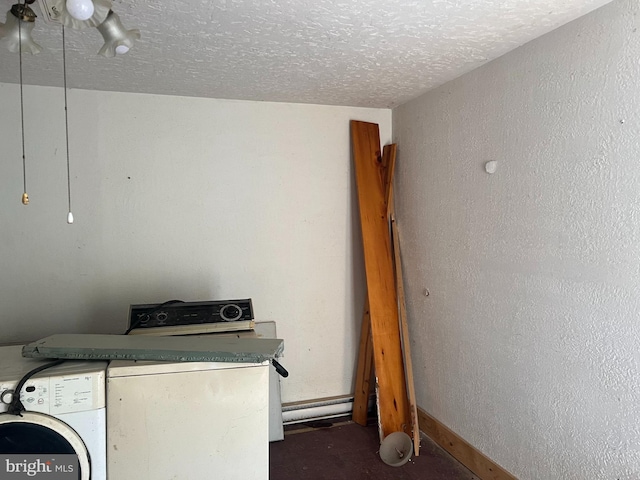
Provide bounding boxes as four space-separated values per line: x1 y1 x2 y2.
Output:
128 299 254 330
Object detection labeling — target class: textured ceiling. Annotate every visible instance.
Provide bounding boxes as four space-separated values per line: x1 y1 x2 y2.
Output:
0 0 612 108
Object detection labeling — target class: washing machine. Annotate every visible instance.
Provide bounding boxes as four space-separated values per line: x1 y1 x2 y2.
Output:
0 345 107 480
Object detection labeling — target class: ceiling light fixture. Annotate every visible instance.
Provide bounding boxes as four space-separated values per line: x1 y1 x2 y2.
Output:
51 0 111 30
0 0 140 55
64 0 93 21
97 10 139 57
2 0 141 220
0 3 42 54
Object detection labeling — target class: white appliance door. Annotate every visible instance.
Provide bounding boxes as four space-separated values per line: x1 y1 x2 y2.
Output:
107 364 269 480
0 412 91 480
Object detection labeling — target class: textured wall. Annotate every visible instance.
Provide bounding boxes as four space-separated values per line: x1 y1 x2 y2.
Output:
0 85 391 404
393 0 640 478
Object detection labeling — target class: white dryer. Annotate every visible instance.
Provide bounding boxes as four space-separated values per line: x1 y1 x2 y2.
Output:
107 359 270 480
0 346 107 480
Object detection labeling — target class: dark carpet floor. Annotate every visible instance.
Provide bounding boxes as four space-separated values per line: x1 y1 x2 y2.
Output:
270 421 480 480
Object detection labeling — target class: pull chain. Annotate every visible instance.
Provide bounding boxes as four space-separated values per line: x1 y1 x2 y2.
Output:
18 0 28 205
62 25 74 224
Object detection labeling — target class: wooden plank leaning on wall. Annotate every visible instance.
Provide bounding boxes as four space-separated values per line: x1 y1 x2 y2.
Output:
391 213 420 456
350 120 411 439
352 145 395 428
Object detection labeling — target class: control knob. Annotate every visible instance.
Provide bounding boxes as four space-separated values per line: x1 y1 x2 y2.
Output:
220 304 242 322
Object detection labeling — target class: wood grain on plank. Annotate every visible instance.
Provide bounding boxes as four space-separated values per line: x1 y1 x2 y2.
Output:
381 143 397 217
391 215 420 456
351 120 410 438
352 297 374 426
352 144 397 429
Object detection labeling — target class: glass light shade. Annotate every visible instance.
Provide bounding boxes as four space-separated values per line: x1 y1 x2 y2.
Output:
96 10 140 57
51 0 111 29
65 0 94 21
0 6 42 54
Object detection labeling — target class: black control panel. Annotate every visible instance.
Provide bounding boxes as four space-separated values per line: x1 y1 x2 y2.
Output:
128 299 254 330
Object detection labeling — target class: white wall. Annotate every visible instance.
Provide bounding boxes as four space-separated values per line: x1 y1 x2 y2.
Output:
0 85 391 404
393 0 640 478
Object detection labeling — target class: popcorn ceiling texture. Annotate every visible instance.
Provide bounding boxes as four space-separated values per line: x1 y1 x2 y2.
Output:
393 0 640 477
0 0 611 107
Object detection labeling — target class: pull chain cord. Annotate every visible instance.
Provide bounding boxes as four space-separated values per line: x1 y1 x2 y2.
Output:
62 25 74 224
18 1 28 205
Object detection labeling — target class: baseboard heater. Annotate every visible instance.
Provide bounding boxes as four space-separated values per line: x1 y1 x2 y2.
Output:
281 394 375 425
